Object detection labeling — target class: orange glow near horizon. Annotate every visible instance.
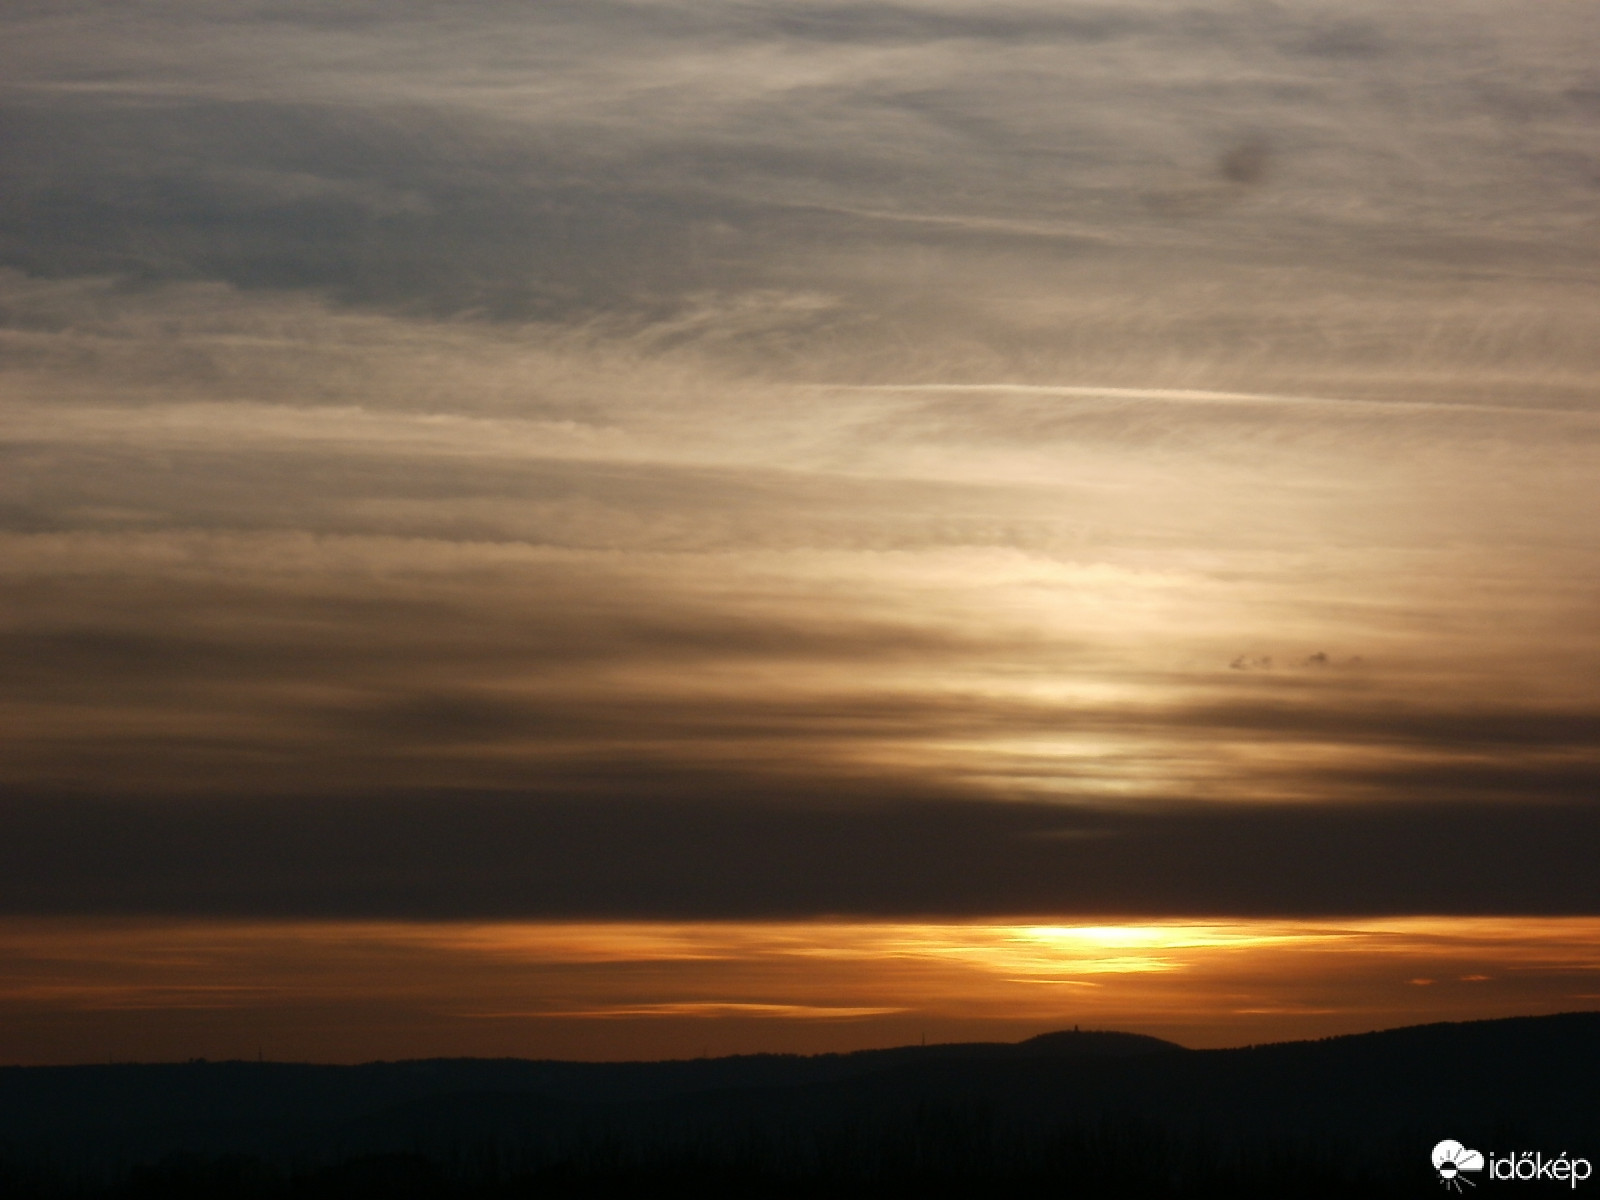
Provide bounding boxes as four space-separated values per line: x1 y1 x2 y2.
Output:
2 917 1596 1065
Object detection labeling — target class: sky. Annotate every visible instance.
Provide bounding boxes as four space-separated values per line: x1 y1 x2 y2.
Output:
1 0 1598 1064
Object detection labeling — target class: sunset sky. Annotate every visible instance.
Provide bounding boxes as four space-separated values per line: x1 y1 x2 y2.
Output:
2 0 1598 1065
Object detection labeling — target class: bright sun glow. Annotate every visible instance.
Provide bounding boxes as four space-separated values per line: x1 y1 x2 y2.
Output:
3 917 1598 1061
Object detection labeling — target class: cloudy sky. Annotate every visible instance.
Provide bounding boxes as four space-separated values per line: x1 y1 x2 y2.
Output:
2 0 1598 1063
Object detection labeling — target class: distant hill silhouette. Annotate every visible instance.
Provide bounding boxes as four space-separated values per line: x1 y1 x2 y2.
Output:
2 1013 1595 1197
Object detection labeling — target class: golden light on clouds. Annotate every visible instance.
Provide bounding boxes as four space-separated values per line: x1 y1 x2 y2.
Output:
2 917 1596 1064
1 270 1594 808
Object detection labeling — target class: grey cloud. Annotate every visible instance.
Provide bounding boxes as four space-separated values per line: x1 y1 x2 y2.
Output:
4 0 1598 343
0 439 1079 553
758 4 1148 46
0 99 741 318
1174 700 1600 753
0 575 1004 686
1286 19 1388 60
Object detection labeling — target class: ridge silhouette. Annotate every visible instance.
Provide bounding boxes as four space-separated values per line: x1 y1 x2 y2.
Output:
2 1013 1595 1197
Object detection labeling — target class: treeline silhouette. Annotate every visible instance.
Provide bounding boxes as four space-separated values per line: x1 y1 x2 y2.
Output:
2 1015 1595 1197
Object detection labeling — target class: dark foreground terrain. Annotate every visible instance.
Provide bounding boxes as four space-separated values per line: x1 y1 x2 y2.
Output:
2 1014 1596 1198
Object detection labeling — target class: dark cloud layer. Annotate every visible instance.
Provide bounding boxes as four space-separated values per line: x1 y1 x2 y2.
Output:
1 791 1597 919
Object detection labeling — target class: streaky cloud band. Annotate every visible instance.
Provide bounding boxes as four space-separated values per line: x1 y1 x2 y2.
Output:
819 383 1594 419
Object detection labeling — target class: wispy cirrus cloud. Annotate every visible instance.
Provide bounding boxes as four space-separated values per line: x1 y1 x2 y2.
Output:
0 1 1597 957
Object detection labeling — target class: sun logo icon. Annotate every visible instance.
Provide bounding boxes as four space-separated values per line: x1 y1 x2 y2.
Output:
1432 1140 1485 1191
